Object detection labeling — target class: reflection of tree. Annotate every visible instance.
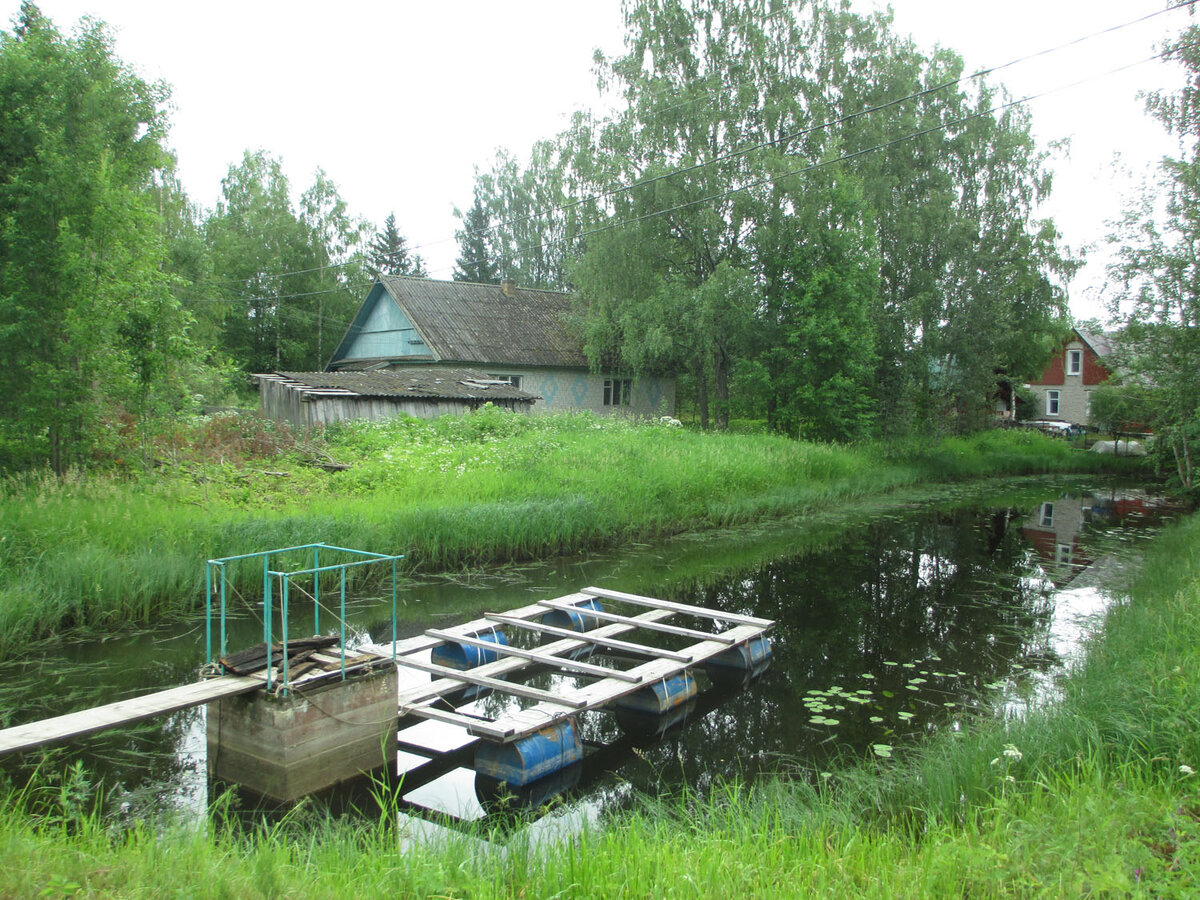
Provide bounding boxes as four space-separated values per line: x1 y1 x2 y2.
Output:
616 506 1062 791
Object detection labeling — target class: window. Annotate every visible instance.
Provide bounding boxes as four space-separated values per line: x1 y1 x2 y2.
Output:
603 378 632 406
488 374 522 390
1040 503 1054 527
1046 390 1060 416
1066 349 1083 376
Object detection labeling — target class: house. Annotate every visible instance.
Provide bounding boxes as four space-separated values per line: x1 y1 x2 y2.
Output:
253 368 538 428
1024 328 1113 426
325 276 675 418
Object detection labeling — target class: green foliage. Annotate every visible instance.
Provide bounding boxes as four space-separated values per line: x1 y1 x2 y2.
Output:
367 211 425 277
0 415 1123 655
4 504 1200 896
201 153 368 374
453 190 501 284
1107 27 1200 490
484 0 1072 436
0 5 202 472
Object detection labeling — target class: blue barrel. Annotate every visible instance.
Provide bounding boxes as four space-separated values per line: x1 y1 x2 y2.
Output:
706 635 772 686
431 629 508 670
542 598 603 632
475 718 583 787
615 671 698 716
616 696 696 738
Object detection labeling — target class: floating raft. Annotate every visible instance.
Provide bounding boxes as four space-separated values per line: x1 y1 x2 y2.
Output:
362 586 775 745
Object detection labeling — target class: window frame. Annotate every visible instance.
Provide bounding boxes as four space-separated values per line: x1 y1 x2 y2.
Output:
1066 349 1083 376
1046 390 1061 416
603 377 632 407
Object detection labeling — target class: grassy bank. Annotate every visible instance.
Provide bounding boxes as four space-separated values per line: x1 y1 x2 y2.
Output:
0 410 1133 655
2 487 1197 897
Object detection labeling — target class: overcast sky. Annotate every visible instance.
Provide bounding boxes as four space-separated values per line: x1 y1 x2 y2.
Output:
3 0 1192 320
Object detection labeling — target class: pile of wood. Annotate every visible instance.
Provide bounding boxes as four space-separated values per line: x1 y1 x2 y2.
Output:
218 635 339 680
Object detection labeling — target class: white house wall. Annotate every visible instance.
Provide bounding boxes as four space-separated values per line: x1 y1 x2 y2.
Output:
472 367 676 418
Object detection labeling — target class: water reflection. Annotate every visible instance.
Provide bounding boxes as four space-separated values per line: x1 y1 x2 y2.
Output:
0 479 1185 836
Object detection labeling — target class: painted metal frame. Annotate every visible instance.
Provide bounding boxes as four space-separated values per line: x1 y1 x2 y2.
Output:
205 543 404 691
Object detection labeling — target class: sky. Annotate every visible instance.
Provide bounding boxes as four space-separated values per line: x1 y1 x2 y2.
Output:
2 0 1193 320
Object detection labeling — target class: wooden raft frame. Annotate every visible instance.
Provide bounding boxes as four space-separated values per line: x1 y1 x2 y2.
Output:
361 586 774 744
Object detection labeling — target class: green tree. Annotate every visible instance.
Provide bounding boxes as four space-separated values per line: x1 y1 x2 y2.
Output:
564 0 1070 434
368 212 425 277
453 191 500 284
0 4 197 470
1107 25 1200 490
202 154 364 374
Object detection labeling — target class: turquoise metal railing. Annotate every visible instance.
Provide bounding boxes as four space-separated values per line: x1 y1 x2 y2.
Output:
205 544 403 692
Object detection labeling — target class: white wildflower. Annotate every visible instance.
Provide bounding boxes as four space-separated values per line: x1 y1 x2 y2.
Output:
1002 744 1023 762
1181 765 1195 776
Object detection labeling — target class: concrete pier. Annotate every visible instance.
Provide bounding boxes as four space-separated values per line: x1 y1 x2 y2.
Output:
207 662 397 802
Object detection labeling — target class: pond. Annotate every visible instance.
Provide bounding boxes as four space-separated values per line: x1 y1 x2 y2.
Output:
0 476 1186 834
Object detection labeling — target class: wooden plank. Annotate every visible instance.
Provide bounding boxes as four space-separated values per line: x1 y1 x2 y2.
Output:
484 613 694 662
0 675 263 756
397 705 514 740
583 586 775 628
393 656 588 709
484 624 769 742
386 608 680 708
538 599 739 644
424 627 642 683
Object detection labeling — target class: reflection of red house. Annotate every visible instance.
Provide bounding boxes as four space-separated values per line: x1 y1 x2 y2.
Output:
1024 329 1114 426
1020 497 1093 587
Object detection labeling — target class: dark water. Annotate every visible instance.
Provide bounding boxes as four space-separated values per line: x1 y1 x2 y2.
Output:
0 477 1185 832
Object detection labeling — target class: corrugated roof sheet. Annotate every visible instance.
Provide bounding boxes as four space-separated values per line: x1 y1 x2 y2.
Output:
377 275 587 369
269 368 539 402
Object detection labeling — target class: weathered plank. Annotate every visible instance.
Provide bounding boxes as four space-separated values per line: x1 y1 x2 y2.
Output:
392 656 589 709
583 586 776 628
0 675 263 756
423 627 643 683
538 599 738 644
483 613 694 662
384 607 680 708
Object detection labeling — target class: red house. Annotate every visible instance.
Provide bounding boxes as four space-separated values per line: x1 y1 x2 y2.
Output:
1024 329 1113 426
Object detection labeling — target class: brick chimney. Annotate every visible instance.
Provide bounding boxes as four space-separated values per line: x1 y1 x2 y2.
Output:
501 279 516 298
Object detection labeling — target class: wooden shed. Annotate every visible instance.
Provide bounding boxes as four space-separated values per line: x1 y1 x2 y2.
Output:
254 368 539 429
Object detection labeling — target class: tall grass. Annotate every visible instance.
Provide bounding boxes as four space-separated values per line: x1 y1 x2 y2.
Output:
0 412 1138 656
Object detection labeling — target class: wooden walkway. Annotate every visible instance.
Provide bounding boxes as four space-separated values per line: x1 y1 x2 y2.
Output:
0 674 263 756
362 586 774 743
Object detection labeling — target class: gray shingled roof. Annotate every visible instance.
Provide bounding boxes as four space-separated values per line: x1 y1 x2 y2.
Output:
269 368 539 402
377 275 587 369
1076 328 1115 358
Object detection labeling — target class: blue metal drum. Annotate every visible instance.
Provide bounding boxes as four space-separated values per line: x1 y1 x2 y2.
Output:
431 629 508 670
705 635 772 686
475 718 583 787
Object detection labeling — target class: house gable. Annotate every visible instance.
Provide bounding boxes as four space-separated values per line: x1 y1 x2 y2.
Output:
327 282 433 367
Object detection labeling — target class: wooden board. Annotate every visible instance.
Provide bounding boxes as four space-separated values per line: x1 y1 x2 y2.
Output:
483 613 694 662
423 627 643 683
392 656 589 709
538 599 739 644
0 675 263 756
583 586 776 628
